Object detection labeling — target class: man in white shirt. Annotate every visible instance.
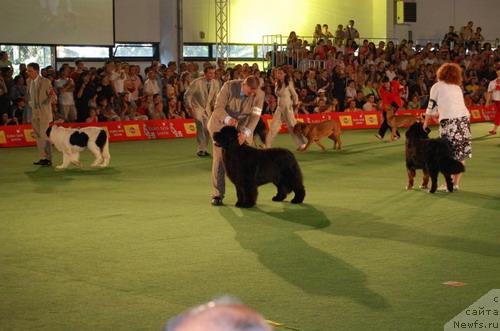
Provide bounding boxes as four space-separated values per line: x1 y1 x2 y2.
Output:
143 69 161 96
486 69 500 135
344 20 359 43
362 94 377 111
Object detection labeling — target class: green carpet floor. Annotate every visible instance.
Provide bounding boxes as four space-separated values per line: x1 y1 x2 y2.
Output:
1 123 499 331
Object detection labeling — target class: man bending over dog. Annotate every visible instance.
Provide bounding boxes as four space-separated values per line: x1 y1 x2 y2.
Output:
207 76 264 206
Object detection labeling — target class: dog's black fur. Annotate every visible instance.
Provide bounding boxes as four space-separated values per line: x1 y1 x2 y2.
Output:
213 126 305 208
405 122 465 193
253 117 268 147
69 131 89 148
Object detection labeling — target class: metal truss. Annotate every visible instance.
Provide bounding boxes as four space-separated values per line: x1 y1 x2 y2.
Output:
215 0 229 63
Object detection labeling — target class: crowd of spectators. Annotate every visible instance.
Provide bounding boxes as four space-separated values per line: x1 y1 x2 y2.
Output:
280 20 498 112
0 20 498 126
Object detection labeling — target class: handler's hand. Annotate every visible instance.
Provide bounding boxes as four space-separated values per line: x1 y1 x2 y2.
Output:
228 118 238 127
238 132 247 145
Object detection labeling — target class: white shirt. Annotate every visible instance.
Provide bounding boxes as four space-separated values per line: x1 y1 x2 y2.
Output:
29 75 41 109
111 71 126 93
385 69 396 81
363 102 376 111
345 86 357 99
426 81 469 121
487 79 500 101
144 79 160 96
55 78 75 105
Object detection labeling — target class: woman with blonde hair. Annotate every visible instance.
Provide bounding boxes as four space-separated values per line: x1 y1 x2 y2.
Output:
313 24 324 45
423 62 471 191
265 67 305 149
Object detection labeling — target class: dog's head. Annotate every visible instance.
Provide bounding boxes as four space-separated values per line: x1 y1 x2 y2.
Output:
213 126 240 149
293 122 309 136
406 122 430 140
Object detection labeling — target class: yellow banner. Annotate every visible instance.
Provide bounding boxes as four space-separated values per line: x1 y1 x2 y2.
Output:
23 129 36 142
339 115 353 126
0 130 6 144
184 123 197 134
124 124 141 137
364 114 379 126
470 109 481 119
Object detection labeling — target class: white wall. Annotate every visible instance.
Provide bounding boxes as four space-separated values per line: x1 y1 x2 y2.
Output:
114 0 178 64
388 0 500 43
114 0 160 42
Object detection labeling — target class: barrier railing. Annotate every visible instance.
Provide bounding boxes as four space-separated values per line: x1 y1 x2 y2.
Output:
261 34 499 70
1 106 496 148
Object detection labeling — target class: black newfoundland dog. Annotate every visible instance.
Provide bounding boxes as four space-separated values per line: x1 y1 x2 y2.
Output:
405 122 465 193
213 126 305 208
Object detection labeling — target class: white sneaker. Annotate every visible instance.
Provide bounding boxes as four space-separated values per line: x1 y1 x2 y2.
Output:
437 184 450 192
437 184 459 192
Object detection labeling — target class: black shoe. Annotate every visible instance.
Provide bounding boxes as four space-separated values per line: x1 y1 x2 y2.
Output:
33 159 52 166
211 197 223 206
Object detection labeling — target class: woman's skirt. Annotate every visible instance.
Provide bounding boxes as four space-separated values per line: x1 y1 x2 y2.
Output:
439 116 472 162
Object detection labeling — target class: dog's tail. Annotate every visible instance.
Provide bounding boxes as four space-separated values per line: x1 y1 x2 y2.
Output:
95 130 108 152
432 139 465 174
440 156 465 174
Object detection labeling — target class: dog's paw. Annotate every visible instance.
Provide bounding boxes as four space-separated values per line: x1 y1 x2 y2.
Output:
290 198 303 204
56 165 67 169
235 202 254 208
405 185 413 190
419 185 428 189
272 195 286 202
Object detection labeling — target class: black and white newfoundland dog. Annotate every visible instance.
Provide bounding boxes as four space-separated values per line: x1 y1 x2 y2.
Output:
405 122 464 193
46 125 110 169
213 126 305 208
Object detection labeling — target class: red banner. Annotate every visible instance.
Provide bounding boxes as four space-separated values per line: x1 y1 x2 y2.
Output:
0 107 496 148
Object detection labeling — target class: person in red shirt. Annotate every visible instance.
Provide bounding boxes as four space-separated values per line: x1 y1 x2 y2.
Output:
375 77 403 140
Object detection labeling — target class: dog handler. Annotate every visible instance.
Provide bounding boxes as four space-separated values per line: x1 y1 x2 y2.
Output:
207 76 265 206
27 62 53 166
423 62 471 191
265 67 306 149
375 77 403 140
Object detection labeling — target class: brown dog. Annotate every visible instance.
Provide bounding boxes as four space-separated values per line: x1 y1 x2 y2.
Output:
386 110 423 141
293 119 342 151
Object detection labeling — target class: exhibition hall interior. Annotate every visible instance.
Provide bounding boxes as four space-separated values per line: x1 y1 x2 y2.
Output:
1 0 499 330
